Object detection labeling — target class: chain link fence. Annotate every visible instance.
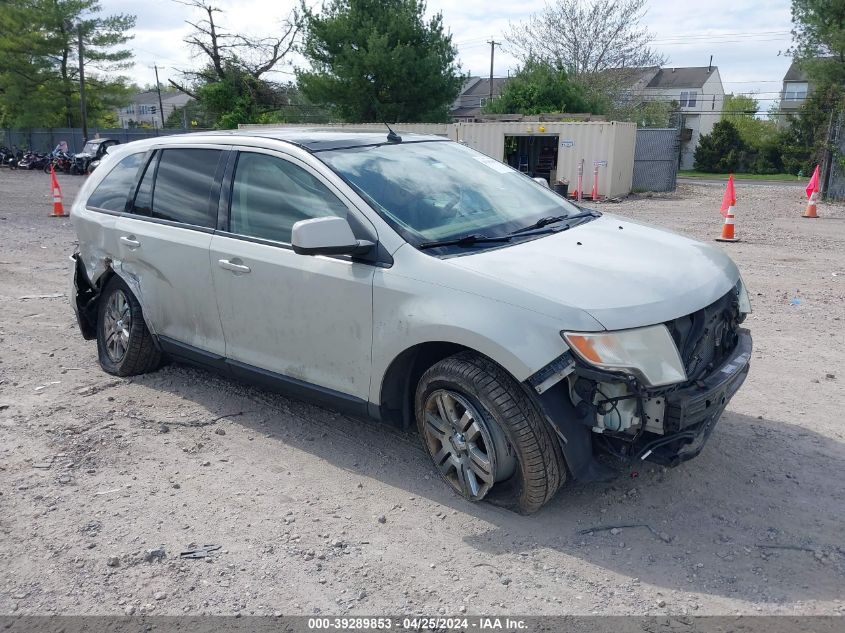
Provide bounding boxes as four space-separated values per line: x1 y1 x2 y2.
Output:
632 128 680 193
1 127 209 154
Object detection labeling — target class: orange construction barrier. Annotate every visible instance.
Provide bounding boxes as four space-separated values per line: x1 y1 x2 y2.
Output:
50 166 68 217
715 175 739 242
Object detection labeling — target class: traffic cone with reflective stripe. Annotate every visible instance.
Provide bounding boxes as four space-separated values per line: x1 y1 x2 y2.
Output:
716 207 739 242
715 175 739 242
803 190 819 218
49 165 68 217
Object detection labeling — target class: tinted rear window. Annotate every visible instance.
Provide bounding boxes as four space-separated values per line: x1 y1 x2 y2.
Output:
151 149 222 228
87 153 144 211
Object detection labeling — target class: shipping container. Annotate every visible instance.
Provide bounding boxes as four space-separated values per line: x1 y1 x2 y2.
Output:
454 121 636 198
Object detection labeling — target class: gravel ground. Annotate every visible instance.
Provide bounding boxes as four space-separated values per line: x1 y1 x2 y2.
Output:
0 170 843 617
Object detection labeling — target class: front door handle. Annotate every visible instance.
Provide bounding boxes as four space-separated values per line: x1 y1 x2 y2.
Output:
120 235 141 248
218 258 251 274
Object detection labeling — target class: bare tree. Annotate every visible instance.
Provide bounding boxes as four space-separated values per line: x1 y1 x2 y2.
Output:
170 0 300 96
505 0 666 88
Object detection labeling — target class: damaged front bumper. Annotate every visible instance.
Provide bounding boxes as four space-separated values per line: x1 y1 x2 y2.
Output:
633 328 751 466
527 328 752 480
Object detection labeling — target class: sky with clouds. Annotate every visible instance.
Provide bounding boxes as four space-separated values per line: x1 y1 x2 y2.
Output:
100 0 795 112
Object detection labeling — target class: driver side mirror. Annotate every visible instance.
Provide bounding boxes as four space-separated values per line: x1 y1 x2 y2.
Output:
291 216 374 256
533 177 550 188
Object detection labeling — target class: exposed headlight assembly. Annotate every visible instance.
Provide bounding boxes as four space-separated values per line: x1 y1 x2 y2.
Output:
737 277 752 314
562 325 687 387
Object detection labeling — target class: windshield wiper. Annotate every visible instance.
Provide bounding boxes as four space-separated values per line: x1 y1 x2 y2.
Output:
418 233 512 249
508 210 600 236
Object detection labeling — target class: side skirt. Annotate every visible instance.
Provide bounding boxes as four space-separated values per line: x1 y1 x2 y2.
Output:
157 336 371 420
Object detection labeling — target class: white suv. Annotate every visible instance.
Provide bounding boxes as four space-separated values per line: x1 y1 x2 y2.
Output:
71 129 752 513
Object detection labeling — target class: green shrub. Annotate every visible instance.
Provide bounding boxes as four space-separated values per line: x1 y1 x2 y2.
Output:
694 120 748 172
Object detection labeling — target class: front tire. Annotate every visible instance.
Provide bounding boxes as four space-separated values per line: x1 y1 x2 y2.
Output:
96 276 162 376
415 352 566 514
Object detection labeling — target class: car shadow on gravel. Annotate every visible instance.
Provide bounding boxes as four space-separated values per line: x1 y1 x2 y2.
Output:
133 364 845 603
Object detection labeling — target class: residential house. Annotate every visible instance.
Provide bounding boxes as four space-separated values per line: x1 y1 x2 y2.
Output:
450 77 510 122
777 61 810 128
628 66 725 170
117 90 193 128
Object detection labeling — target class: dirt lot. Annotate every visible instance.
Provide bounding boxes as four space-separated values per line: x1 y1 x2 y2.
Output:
1 170 843 617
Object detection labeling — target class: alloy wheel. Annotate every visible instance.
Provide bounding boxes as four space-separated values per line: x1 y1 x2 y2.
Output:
421 389 516 500
103 289 132 363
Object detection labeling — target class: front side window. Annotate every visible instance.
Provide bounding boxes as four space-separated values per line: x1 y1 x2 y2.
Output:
151 148 222 228
87 152 144 212
318 141 586 247
229 152 347 243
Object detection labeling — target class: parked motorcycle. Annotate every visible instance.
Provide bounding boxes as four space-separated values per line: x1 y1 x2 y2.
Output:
0 146 21 170
18 150 50 171
44 151 73 174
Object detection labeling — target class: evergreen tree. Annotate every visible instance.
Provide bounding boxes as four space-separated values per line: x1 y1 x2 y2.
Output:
0 0 135 128
297 0 464 122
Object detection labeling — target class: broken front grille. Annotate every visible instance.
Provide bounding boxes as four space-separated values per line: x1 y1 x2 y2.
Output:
664 287 742 382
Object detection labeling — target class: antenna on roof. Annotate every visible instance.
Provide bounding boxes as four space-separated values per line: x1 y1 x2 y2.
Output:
708 55 713 72
371 98 402 143
383 121 402 143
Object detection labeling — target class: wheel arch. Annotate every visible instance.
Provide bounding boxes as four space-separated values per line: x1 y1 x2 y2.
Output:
74 256 160 344
377 341 535 430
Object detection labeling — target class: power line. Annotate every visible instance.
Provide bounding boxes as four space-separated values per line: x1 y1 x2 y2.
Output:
651 30 791 43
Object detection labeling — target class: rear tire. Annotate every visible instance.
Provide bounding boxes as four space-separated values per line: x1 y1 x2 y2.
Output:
415 352 566 514
96 276 162 376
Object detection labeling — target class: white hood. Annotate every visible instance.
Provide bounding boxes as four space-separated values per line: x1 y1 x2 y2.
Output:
446 213 740 331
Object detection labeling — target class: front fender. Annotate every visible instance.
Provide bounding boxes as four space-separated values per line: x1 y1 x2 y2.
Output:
370 265 600 405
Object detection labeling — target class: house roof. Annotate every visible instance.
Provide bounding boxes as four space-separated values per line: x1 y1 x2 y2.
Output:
131 90 192 105
450 106 483 118
646 67 718 89
783 61 808 82
460 77 509 97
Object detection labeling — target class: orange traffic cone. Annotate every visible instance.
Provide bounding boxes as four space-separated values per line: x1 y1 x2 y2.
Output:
715 175 739 242
803 191 819 218
50 166 68 217
716 207 739 242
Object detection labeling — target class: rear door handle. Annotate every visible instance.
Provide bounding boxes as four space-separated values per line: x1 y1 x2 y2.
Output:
120 236 141 248
218 258 251 274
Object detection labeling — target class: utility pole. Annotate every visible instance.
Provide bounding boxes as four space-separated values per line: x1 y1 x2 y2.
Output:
487 40 500 103
77 24 88 141
153 64 166 129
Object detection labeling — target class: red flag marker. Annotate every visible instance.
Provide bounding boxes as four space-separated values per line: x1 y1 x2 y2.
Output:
803 165 820 218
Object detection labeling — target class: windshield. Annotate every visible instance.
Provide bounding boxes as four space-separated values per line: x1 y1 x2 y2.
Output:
81 142 101 154
317 141 585 247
